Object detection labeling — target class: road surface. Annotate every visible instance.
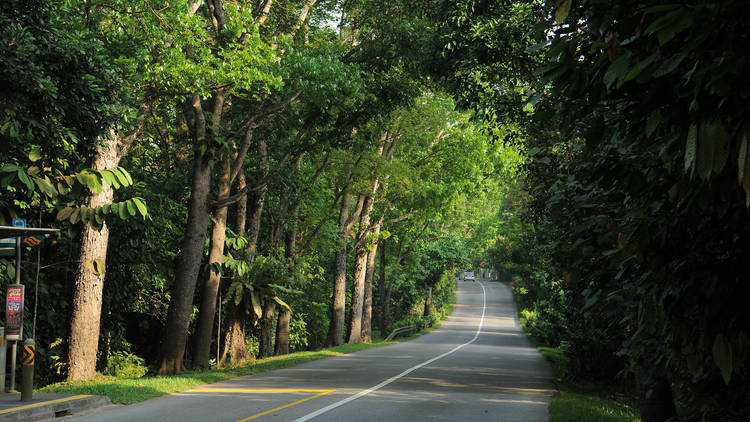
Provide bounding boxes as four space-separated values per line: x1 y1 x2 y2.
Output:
66 280 553 422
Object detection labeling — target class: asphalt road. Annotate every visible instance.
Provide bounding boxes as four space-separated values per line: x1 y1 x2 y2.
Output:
66 280 553 422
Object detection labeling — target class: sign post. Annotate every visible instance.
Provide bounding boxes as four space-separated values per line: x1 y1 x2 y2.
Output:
9 219 25 392
0 223 58 395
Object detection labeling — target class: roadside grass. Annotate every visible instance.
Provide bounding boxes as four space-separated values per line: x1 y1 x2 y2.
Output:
509 282 640 422
39 342 394 404
550 391 640 422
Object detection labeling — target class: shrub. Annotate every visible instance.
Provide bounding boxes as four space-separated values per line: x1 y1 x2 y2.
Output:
105 350 147 378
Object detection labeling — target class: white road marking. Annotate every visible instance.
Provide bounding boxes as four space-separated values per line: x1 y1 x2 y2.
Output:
292 281 487 422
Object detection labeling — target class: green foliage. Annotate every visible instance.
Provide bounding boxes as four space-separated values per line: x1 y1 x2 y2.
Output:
105 350 148 379
387 314 437 335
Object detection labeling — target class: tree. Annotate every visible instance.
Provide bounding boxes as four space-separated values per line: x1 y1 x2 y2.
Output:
1 0 153 380
157 0 279 374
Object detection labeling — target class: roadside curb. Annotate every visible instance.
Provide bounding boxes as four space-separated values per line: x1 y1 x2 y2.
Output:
0 394 111 422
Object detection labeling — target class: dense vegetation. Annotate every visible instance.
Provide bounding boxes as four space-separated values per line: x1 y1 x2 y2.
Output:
0 0 513 386
2 0 748 421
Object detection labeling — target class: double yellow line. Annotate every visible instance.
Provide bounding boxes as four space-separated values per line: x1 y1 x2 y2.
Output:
187 388 335 422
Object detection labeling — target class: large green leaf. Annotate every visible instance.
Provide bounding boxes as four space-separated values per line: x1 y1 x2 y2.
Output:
17 169 35 191
100 170 119 189
250 291 262 318
33 176 58 197
603 53 632 90
126 200 137 217
118 202 128 220
554 0 571 24
132 197 148 218
112 168 130 187
28 148 42 162
77 172 102 194
56 206 74 221
272 296 291 311
738 135 747 185
713 333 733 385
70 208 81 224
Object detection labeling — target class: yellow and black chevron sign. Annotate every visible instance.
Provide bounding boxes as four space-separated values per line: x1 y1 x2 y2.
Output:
22 344 34 365
23 235 44 248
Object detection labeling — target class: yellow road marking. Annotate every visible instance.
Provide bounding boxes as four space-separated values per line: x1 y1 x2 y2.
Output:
185 388 335 422
189 389 330 393
0 395 93 415
237 390 335 422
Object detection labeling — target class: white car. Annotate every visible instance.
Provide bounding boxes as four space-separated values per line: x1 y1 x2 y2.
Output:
463 271 475 281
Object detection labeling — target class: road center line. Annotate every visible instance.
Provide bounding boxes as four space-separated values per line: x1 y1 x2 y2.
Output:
291 281 487 422
235 390 336 422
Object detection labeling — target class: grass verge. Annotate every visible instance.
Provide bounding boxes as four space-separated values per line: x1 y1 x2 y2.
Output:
39 342 394 404
549 391 640 422
508 282 640 422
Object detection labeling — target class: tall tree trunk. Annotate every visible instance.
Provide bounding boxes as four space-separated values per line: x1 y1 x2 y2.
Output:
275 196 299 356
158 93 221 375
221 299 252 363
274 309 290 355
193 156 231 369
378 239 388 335
246 139 269 261
327 191 352 347
67 107 147 380
258 299 276 358
68 167 114 380
348 194 375 344
220 172 257 364
361 223 380 343
423 286 432 317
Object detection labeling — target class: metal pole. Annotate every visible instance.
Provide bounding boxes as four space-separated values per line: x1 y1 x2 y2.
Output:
15 235 21 284
21 339 34 401
9 341 17 392
0 327 6 392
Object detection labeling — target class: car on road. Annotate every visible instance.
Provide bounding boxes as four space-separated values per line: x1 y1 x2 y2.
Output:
463 271 475 281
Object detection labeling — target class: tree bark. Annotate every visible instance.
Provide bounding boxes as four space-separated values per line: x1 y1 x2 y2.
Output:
348 194 375 344
274 185 300 356
361 223 380 343
68 170 114 380
378 239 388 335
220 298 252 363
192 156 231 369
326 190 352 347
258 299 276 358
68 106 147 380
423 286 432 317
220 172 260 364
274 309 290 355
246 138 269 261
158 93 220 375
